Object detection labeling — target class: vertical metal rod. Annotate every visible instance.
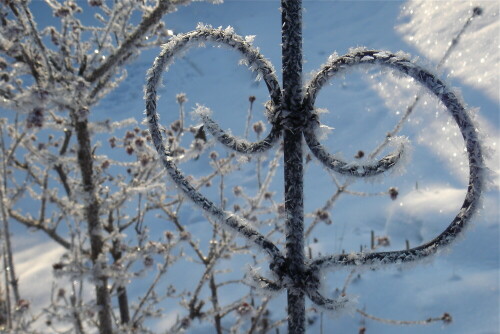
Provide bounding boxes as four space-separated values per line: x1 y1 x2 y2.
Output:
281 0 305 333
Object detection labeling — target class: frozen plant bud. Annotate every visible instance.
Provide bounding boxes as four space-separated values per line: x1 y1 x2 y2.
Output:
354 150 364 159
252 121 265 135
176 93 187 104
388 187 398 200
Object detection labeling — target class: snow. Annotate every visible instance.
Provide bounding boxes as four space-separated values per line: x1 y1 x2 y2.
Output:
7 1 499 333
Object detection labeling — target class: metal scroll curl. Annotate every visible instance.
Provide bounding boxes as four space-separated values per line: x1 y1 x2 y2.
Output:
145 27 484 311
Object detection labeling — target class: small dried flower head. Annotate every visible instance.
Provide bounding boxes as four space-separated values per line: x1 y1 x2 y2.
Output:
126 146 134 155
135 138 144 148
125 131 135 139
376 236 390 247
473 7 483 16
109 137 116 148
233 186 242 196
252 121 265 135
54 7 70 17
52 262 65 270
176 93 187 104
209 151 218 160
233 204 241 212
264 192 273 200
236 302 253 316
26 107 44 128
140 155 149 166
143 256 154 267
101 160 110 169
388 187 399 200
165 231 174 241
441 312 453 324
88 0 103 6
16 299 30 312
354 150 365 159
248 96 256 103
316 210 330 222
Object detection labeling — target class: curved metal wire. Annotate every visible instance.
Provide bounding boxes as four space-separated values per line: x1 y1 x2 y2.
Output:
144 25 285 267
306 50 484 270
152 25 283 154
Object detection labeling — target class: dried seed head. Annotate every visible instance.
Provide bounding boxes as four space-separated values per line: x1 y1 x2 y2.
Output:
248 96 256 103
236 302 253 316
210 151 218 160
26 107 44 128
441 313 453 324
165 231 174 241
126 146 134 155
143 256 154 267
233 186 242 196
101 160 110 169
316 210 330 222
16 299 30 312
171 120 181 132
176 93 187 104
109 137 116 148
376 236 390 247
354 150 365 159
388 187 398 200
252 121 265 134
88 0 103 6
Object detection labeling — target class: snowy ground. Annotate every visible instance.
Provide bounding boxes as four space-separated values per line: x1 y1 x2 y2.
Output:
10 1 499 333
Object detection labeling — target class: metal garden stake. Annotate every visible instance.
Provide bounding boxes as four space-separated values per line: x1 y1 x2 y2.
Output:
145 1 485 333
